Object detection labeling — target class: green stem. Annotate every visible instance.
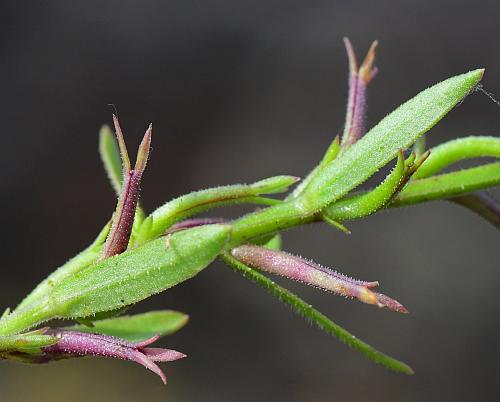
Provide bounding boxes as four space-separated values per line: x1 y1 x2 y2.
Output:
391 162 500 206
413 136 500 179
228 200 314 248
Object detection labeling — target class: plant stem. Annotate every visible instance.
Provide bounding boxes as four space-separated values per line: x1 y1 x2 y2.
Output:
227 200 314 248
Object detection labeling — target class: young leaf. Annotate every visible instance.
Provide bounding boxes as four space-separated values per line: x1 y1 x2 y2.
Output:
135 176 299 245
220 253 413 374
68 310 189 342
298 69 484 212
99 125 123 195
412 136 500 179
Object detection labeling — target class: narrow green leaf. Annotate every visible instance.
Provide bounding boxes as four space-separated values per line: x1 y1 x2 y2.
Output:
135 176 299 245
68 310 189 342
391 162 500 206
220 253 414 374
413 136 500 179
0 224 231 336
99 125 123 196
47 224 230 320
299 69 484 211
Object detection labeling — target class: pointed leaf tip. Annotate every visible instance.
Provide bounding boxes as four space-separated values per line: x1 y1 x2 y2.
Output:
300 67 486 211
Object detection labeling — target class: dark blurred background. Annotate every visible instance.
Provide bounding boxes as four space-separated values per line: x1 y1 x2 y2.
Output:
0 1 499 401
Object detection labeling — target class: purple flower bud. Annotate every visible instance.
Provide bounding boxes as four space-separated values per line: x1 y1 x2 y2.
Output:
341 38 378 148
231 245 407 313
100 115 152 259
40 329 185 384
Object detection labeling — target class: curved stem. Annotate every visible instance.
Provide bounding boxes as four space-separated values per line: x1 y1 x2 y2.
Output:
413 136 500 179
449 191 500 229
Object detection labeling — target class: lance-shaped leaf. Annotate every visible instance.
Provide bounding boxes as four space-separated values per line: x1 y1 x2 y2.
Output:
341 38 378 149
231 245 407 313
68 310 189 342
135 176 299 245
100 116 152 259
413 136 500 179
298 69 484 212
50 224 230 320
0 224 230 335
99 125 123 195
13 223 111 313
390 162 500 206
323 150 428 221
221 253 413 374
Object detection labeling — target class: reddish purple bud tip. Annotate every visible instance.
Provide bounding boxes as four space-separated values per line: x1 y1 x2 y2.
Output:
374 292 409 314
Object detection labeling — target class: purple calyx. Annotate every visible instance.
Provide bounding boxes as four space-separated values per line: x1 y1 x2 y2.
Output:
42 329 185 384
231 244 407 313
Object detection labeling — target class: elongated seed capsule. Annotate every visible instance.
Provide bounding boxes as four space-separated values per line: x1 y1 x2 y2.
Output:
341 38 378 149
231 245 407 313
100 116 152 259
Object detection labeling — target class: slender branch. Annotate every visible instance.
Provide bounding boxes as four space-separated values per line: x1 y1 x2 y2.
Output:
449 191 500 229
